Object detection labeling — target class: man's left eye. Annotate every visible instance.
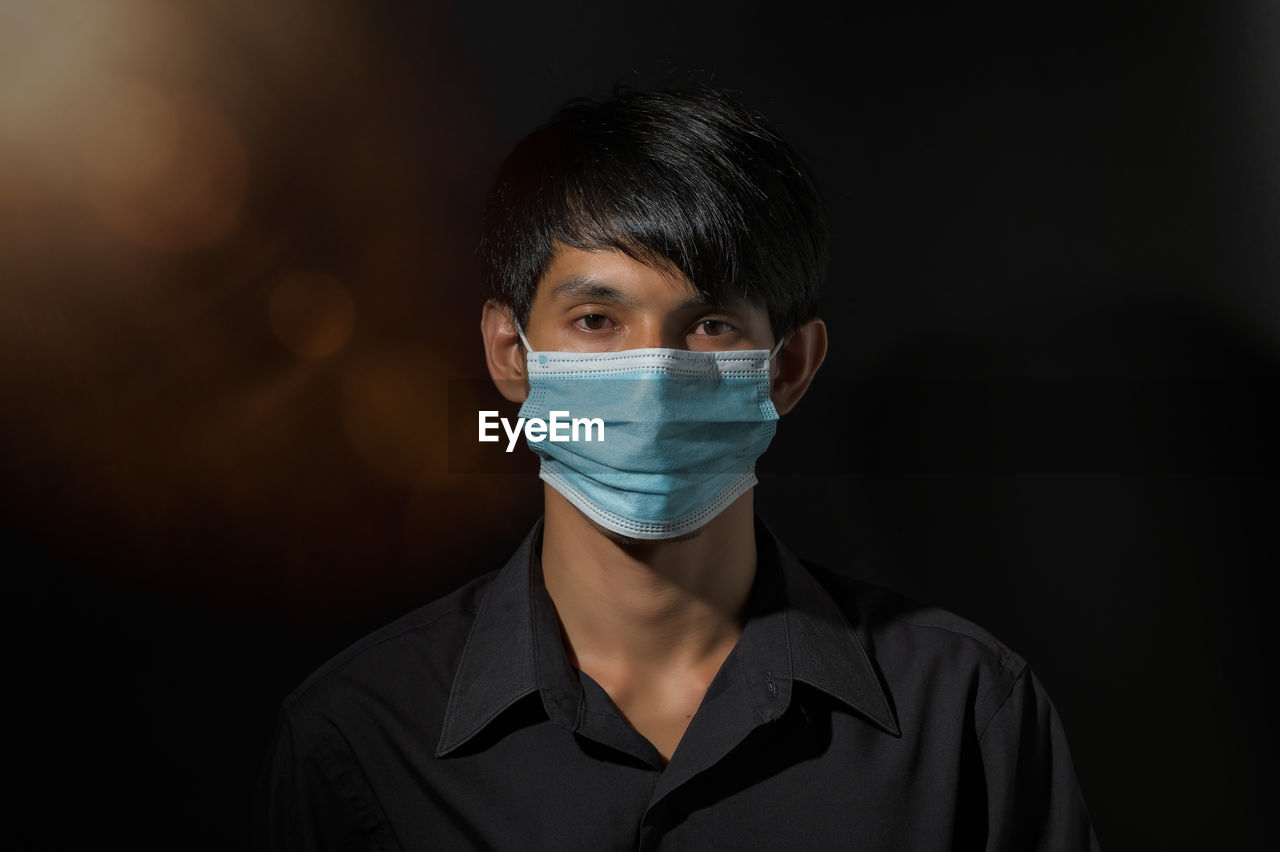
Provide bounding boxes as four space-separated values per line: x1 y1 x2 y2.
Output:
696 320 734 336
575 314 612 331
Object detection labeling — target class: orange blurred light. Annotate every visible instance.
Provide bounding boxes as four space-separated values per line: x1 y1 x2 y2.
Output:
269 270 357 359
341 346 448 485
78 78 248 254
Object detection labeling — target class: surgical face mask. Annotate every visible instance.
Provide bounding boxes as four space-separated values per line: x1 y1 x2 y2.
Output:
515 325 783 540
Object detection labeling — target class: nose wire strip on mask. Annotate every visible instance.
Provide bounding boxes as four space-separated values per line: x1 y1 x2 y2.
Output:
514 322 787 363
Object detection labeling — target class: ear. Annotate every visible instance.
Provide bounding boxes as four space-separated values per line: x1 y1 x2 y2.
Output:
770 318 827 416
481 300 529 403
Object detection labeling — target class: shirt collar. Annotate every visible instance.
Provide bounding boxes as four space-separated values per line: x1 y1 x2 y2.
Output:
436 517 899 757
759 517 900 736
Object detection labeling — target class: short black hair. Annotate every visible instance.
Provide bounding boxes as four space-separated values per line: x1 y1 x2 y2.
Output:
480 86 828 340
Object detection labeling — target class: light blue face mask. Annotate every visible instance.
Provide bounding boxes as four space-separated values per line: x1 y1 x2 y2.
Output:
515 326 783 540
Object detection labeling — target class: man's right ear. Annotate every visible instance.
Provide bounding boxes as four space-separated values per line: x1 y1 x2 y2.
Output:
481 300 529 403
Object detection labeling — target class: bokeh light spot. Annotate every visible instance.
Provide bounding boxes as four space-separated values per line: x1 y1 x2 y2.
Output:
78 78 248 254
341 347 448 485
269 270 356 359
79 79 181 192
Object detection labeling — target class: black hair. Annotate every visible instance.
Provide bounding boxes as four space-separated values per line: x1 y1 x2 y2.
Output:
479 86 828 340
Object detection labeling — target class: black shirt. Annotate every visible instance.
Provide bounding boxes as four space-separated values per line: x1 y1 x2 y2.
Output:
257 518 1099 850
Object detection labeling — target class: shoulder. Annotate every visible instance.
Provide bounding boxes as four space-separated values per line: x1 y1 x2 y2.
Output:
281 571 499 723
802 559 1025 672
802 560 1028 733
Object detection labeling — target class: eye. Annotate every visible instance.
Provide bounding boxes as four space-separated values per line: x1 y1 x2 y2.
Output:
573 314 614 332
694 319 735 336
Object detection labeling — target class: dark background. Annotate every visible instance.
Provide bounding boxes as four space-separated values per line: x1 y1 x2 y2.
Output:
4 1 1276 848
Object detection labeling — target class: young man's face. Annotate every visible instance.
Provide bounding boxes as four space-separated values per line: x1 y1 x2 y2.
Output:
521 243 777 354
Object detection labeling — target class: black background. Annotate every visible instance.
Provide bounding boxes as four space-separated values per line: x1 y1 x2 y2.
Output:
6 1 1277 848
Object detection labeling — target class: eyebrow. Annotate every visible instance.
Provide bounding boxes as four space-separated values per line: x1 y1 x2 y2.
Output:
548 275 718 311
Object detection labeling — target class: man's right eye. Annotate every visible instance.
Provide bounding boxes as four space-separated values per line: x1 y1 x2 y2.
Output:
574 314 612 332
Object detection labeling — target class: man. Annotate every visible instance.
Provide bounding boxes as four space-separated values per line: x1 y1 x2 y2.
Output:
258 86 1099 850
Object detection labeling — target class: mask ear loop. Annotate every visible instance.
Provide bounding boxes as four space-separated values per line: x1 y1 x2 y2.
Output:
760 335 787 369
513 319 533 353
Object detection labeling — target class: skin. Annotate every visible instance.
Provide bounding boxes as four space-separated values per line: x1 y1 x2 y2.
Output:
480 243 827 762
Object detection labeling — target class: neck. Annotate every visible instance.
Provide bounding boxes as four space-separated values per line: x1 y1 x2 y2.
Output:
540 487 758 676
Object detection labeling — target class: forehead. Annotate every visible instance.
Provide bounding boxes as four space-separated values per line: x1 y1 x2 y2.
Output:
538 244 695 296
